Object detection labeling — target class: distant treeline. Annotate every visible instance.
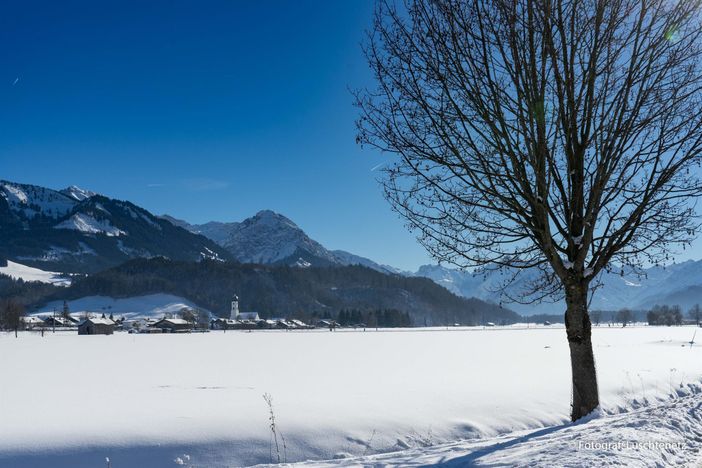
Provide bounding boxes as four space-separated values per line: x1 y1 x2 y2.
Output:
524 313 564 324
336 308 412 328
0 273 57 306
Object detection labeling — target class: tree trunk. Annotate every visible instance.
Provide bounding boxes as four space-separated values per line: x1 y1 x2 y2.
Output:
564 283 599 421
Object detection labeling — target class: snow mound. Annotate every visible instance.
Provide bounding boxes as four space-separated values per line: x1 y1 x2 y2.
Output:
293 386 702 467
34 294 210 320
54 213 126 237
0 260 71 286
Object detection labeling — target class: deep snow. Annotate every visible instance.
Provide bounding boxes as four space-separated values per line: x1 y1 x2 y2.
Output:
0 260 71 286
0 325 700 467
288 385 702 467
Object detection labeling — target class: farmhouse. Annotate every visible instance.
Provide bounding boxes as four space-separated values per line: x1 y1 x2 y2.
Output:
43 316 73 328
78 318 116 335
211 318 259 330
151 318 193 333
21 316 45 329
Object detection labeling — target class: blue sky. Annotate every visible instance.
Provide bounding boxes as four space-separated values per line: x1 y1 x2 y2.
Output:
0 0 435 271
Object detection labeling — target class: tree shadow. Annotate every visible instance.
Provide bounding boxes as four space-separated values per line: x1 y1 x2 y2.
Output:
423 423 573 467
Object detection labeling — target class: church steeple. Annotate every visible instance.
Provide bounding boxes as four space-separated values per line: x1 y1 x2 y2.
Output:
230 295 239 320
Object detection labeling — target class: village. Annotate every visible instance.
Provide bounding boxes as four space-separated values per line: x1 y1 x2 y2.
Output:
22 295 338 335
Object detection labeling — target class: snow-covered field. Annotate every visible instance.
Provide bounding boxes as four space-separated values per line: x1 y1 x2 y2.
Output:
0 260 71 286
0 325 700 467
33 294 212 321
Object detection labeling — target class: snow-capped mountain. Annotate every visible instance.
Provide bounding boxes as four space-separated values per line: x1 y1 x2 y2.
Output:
164 210 398 273
60 185 98 202
6 179 702 313
413 260 702 314
222 210 336 264
0 180 231 273
0 180 76 223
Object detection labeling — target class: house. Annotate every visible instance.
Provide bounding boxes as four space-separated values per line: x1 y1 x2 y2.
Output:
151 318 193 333
316 320 339 329
66 315 80 325
288 319 313 329
211 318 238 330
43 316 73 328
78 318 115 335
275 319 291 329
21 316 45 329
257 319 277 329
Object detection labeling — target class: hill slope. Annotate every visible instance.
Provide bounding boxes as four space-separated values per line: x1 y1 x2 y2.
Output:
56 257 519 325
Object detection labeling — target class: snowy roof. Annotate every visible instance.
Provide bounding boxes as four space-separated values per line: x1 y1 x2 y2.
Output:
153 318 190 325
236 312 258 320
45 316 71 324
81 318 115 326
21 316 44 323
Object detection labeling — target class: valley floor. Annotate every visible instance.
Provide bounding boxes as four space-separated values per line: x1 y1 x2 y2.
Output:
0 325 700 467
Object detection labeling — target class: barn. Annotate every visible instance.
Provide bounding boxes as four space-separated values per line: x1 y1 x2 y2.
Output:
151 318 193 333
78 318 115 335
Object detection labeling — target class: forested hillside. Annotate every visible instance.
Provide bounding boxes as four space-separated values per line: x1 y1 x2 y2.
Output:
29 258 519 325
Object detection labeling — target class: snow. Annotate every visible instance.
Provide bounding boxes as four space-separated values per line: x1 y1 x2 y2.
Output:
199 246 223 261
16 243 97 262
0 325 700 467
223 210 337 265
125 205 162 230
294 386 702 467
83 317 116 325
54 213 126 237
2 183 28 204
61 185 97 202
0 260 71 286
34 294 209 321
0 181 77 219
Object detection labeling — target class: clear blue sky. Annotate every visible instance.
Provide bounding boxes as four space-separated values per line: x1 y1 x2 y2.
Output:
0 0 435 271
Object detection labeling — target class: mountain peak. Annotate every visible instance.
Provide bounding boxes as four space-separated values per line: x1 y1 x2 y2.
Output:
60 185 97 202
250 210 299 229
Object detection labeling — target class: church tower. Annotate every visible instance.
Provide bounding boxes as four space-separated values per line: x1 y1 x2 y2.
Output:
230 295 239 320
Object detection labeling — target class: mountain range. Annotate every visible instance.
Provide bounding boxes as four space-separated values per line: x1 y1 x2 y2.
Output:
2 179 702 315
161 211 400 272
0 180 230 273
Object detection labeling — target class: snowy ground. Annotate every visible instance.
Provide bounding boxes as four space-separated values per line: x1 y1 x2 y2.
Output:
0 260 71 286
0 325 700 467
33 294 212 320
288 386 702 467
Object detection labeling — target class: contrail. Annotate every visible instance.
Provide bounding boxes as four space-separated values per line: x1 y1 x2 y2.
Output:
12 77 19 86
370 162 386 172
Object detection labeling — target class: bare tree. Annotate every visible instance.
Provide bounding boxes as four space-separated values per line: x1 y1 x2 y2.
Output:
689 304 701 325
591 310 602 327
0 298 25 338
357 0 702 420
615 308 633 327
